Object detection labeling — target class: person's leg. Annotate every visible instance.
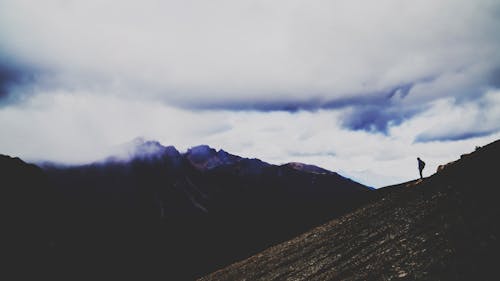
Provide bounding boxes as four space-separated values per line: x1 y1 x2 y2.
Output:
419 169 423 179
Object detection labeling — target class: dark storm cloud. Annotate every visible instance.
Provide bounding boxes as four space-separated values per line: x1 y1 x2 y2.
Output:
0 61 28 104
178 82 424 135
415 130 497 143
176 97 324 113
341 105 422 135
178 82 418 112
337 83 423 134
0 54 46 107
489 67 500 88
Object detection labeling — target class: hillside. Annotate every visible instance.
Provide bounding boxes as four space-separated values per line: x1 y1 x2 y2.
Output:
1 140 370 280
200 139 500 281
0 155 57 279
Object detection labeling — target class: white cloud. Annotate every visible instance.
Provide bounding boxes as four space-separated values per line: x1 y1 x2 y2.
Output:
0 0 499 105
392 89 500 142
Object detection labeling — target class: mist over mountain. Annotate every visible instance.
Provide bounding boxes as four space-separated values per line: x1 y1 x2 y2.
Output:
2 139 370 280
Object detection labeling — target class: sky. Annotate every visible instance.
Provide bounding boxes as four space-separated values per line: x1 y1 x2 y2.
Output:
1 0 499 187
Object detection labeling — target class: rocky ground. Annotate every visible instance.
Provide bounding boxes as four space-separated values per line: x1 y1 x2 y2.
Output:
200 140 500 281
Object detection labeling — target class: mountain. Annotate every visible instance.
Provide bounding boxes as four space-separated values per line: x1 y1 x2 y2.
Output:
1 140 371 280
0 155 57 278
200 139 500 281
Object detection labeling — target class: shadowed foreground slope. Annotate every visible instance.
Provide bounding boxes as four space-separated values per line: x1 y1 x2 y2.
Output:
200 140 500 281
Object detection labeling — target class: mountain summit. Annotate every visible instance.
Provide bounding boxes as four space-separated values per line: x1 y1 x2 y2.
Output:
185 145 242 171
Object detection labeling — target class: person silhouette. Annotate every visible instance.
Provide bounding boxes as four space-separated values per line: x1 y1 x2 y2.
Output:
417 157 425 179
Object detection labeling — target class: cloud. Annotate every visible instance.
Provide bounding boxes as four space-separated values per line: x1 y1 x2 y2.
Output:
414 90 500 142
0 60 36 105
340 105 420 134
0 0 499 109
0 64 16 99
488 67 500 88
418 131 497 142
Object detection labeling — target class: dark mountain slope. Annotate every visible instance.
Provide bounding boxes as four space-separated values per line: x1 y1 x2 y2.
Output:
200 139 500 281
2 140 370 280
1 155 57 278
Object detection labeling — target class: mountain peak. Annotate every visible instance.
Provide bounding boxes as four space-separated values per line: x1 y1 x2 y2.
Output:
185 145 241 171
186 144 216 157
104 138 180 163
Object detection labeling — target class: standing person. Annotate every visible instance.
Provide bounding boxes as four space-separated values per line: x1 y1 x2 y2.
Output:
417 157 425 179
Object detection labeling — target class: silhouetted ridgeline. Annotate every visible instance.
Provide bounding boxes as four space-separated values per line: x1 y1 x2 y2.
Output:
1 141 370 280
200 139 500 281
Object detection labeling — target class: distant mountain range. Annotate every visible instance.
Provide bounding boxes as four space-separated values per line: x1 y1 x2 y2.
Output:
1 139 371 280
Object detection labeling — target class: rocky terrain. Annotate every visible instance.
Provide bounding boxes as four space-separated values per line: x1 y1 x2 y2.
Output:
200 140 500 281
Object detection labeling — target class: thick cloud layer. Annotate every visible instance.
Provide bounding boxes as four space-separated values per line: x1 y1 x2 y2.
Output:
0 0 499 186
1 1 499 104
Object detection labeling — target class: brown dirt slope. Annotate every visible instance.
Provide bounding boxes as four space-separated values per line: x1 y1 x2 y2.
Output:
199 140 500 281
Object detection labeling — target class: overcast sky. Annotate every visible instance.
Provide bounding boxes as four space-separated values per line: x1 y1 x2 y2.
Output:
1 0 499 187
